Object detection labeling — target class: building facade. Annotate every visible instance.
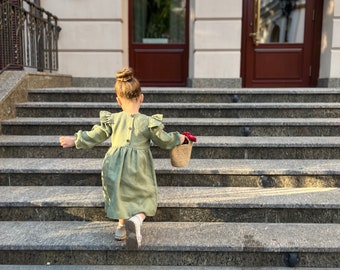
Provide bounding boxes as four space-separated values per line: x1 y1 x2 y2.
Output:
37 0 339 87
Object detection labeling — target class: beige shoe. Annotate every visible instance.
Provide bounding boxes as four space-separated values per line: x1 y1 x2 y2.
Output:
125 215 142 250
114 224 126 241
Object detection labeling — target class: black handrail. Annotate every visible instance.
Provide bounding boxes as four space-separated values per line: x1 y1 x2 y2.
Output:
0 63 24 75
0 0 61 73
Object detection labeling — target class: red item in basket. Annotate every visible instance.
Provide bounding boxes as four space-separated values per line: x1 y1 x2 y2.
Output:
182 131 197 142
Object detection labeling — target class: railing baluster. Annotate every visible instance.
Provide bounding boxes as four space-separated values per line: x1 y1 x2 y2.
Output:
0 0 61 74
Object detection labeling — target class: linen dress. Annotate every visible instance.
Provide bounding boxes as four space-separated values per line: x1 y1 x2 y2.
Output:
74 110 181 220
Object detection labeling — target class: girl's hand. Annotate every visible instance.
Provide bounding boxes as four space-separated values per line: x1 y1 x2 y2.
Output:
180 132 197 144
180 134 186 144
59 136 76 148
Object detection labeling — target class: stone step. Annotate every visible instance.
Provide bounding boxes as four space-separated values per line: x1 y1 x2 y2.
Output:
27 87 340 103
2 85 340 269
0 267 334 270
0 158 339 187
3 117 340 136
0 221 339 267
1 135 340 159
15 102 340 118
0 186 339 223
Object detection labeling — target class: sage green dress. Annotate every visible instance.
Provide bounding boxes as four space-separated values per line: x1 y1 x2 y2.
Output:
75 110 181 220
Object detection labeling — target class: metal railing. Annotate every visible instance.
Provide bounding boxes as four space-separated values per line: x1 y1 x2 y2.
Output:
0 0 61 74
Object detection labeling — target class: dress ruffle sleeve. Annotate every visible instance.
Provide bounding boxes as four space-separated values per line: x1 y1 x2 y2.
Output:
149 114 181 150
148 114 164 129
75 111 113 149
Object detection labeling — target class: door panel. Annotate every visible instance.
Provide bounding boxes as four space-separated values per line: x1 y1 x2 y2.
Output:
133 48 185 84
129 0 189 87
241 0 323 87
254 47 303 79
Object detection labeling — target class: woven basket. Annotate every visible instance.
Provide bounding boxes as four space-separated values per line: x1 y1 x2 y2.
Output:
170 138 193 167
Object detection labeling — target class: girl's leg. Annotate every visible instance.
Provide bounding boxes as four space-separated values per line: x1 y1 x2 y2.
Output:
136 213 145 221
125 213 145 250
114 219 126 241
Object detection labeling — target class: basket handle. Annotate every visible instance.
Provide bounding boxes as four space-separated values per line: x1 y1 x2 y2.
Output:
183 136 193 145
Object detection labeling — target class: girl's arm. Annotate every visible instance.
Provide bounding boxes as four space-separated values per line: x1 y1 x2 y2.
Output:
148 114 186 149
60 111 113 150
59 136 76 148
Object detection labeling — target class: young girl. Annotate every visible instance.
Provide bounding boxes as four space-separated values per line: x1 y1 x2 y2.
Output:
59 67 185 250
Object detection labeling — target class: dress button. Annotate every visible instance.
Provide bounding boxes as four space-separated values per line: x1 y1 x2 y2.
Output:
129 127 132 130
127 139 130 143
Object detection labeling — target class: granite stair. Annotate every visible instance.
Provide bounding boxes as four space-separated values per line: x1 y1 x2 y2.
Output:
3 117 340 136
0 87 339 268
1 135 340 159
0 267 335 270
14 101 340 118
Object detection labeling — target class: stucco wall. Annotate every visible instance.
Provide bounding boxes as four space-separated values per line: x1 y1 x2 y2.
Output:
319 0 340 86
192 0 242 79
320 0 334 79
41 0 124 78
331 0 340 77
189 0 242 87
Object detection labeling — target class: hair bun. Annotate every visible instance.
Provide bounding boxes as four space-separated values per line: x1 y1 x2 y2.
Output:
116 67 134 82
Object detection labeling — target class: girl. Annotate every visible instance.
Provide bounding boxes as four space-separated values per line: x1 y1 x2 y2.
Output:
59 67 185 250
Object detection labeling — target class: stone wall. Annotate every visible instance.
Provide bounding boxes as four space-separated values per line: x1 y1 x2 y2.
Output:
0 72 72 122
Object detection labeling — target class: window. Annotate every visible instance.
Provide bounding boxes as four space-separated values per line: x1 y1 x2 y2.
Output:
133 0 186 44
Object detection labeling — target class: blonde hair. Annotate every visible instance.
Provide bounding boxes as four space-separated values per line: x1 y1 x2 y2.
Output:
115 67 141 99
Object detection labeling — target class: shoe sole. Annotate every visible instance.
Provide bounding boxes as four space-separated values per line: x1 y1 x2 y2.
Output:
125 220 139 250
114 234 126 241
114 226 126 241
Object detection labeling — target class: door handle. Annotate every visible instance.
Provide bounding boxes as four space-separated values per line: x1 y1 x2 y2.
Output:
249 32 259 46
251 0 261 46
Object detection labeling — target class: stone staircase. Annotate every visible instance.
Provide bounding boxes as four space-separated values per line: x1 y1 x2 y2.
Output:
0 87 340 269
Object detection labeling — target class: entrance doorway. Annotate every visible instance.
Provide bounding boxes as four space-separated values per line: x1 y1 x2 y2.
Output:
128 0 189 87
241 0 323 87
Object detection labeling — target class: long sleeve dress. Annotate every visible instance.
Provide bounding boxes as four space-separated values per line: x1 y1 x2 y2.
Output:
74 110 181 220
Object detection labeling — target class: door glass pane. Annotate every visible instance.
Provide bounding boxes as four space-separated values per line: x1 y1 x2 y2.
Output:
258 0 305 43
133 0 186 44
